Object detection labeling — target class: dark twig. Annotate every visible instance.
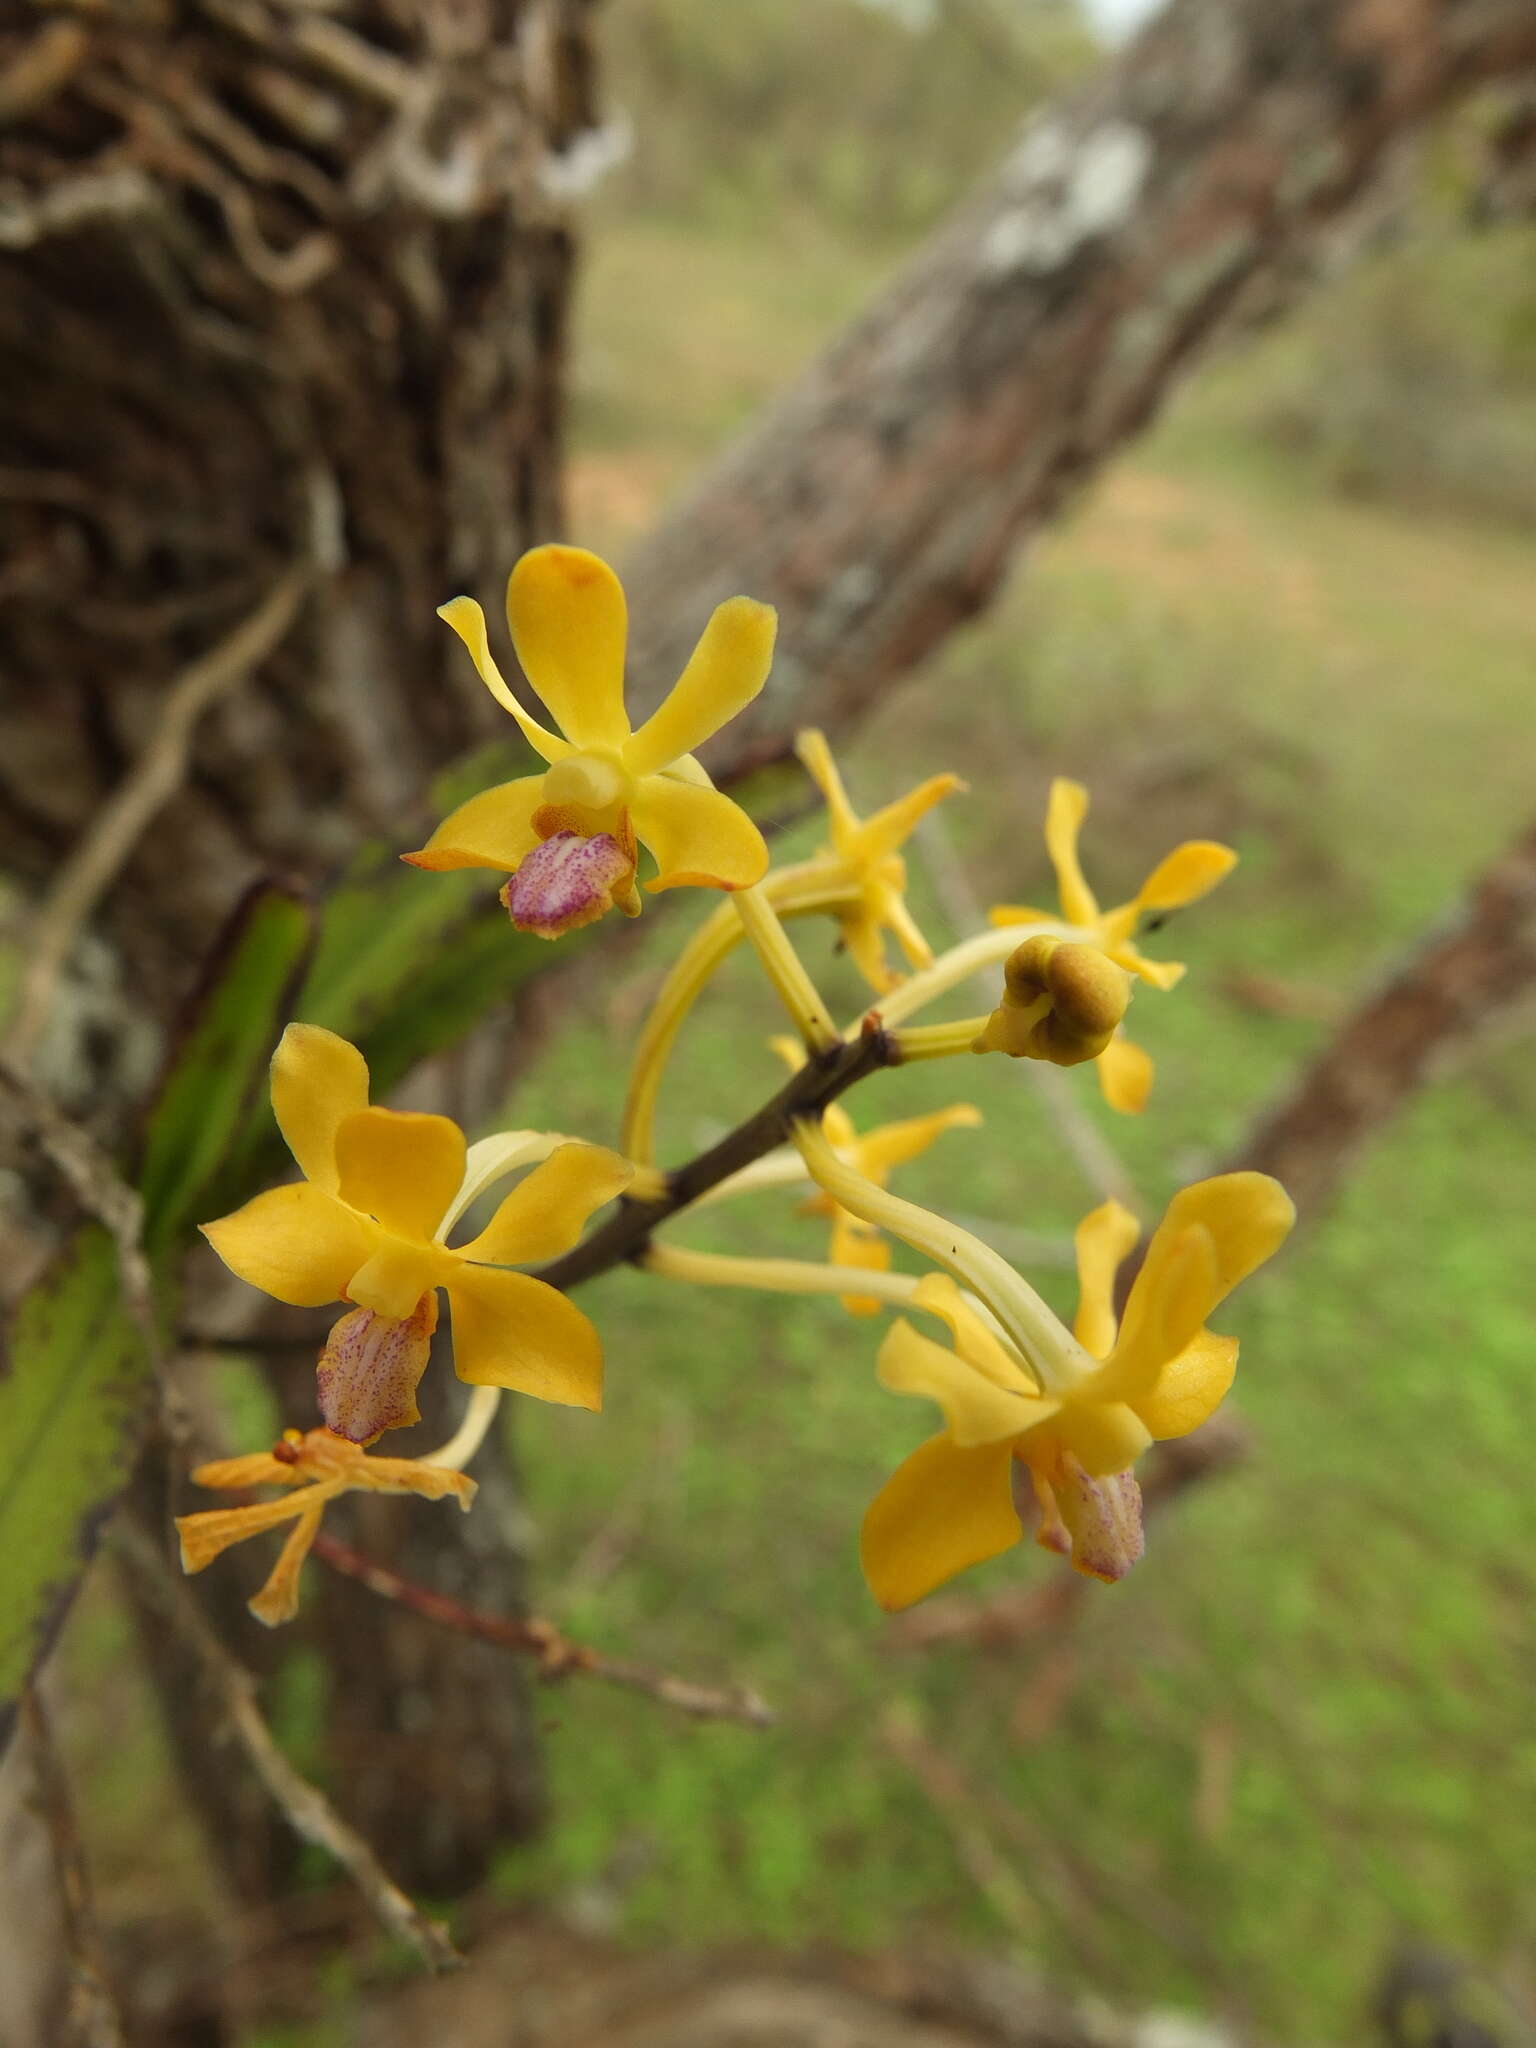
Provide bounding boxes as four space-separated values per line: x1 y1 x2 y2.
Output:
312 1535 775 1728
18 1689 128 2048
114 1516 461 1973
532 1016 899 1292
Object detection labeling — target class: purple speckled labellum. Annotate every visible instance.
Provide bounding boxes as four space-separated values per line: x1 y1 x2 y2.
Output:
503 830 633 939
1053 1454 1144 1582
317 1291 438 1444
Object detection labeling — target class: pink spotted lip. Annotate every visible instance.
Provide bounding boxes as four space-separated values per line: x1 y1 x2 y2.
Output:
503 830 632 939
317 1294 437 1444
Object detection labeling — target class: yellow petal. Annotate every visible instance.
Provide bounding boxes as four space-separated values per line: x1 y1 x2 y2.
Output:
854 772 964 863
1052 1398 1152 1477
854 1103 982 1178
624 596 776 777
438 1131 565 1240
505 546 630 750
868 878 936 974
401 774 548 873
248 1504 327 1627
794 728 860 848
1043 778 1099 927
1135 839 1237 913
438 596 568 762
201 1184 374 1307
988 903 1055 928
1096 1031 1155 1116
445 1266 604 1408
1071 1198 1140 1359
829 1207 889 1317
347 1240 444 1320
457 1141 632 1265
839 905 901 994
860 1433 1021 1610
1135 1330 1238 1441
176 1483 342 1575
1104 932 1187 992
631 777 769 893
334 1107 466 1242
1112 1172 1294 1392
269 1024 370 1192
910 1272 1037 1393
877 1318 1057 1447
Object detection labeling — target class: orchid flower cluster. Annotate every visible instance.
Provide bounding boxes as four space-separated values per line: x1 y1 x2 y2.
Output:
182 545 1293 1625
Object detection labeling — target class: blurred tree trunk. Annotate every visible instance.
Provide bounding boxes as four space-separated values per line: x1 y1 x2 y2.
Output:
0 0 603 1902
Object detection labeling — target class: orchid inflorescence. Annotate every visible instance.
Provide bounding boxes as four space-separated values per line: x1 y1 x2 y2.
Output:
184 543 1293 1625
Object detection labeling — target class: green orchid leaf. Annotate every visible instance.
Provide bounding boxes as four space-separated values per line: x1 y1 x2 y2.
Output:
136 882 316 1255
0 1227 158 1751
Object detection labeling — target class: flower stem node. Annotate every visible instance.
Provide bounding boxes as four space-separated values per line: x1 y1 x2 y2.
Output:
975 935 1131 1064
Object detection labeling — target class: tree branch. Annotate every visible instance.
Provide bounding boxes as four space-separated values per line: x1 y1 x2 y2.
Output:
1225 812 1536 1215
625 0 1536 765
312 1536 774 1729
532 1015 899 1292
114 1516 461 1975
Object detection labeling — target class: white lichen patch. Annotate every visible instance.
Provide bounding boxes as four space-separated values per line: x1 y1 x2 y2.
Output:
982 119 1155 277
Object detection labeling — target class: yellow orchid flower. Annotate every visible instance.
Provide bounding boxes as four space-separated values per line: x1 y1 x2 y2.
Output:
794 730 963 993
860 1173 1293 1606
176 1429 476 1627
403 545 777 937
768 1037 979 1315
991 778 1237 990
989 778 1236 1112
200 1023 632 1440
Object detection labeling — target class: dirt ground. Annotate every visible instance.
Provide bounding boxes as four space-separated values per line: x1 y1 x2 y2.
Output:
360 1921 1224 2048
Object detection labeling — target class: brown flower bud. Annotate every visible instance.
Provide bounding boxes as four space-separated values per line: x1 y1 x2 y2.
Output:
974 936 1131 1065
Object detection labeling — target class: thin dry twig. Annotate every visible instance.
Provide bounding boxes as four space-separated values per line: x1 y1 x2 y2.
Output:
313 1534 775 1729
5 565 309 1066
915 809 1143 1212
115 1516 462 1974
0 1056 159 1361
880 1707 1043 1941
18 1689 128 2048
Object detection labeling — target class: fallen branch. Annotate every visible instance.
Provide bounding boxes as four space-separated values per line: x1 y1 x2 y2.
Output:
312 1535 775 1729
115 1516 461 1974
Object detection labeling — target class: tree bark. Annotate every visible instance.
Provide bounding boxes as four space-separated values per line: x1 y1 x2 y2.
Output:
0 0 604 1904
620 0 1536 750
0 0 596 997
